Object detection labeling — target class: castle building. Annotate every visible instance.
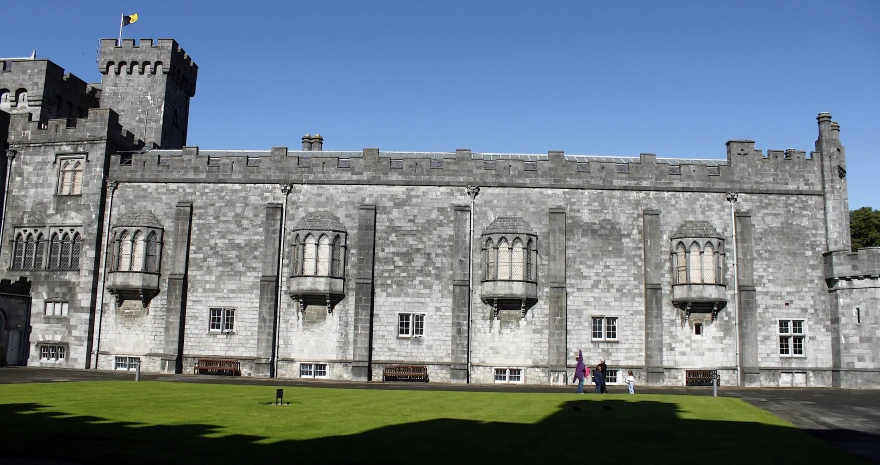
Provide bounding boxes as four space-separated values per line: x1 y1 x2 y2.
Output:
1 38 877 387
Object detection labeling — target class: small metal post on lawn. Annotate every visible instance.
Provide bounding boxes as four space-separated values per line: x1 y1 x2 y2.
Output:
712 372 717 397
136 359 141 382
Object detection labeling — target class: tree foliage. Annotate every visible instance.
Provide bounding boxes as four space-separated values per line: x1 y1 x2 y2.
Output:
851 207 880 250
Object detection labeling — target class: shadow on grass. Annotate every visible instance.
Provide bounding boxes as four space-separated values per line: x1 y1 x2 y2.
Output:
0 399 871 465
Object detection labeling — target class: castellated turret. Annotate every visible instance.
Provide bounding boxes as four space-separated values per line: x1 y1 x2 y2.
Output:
98 38 198 149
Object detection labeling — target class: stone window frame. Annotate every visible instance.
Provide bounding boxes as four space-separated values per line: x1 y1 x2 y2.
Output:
11 226 83 271
44 300 69 317
493 368 523 384
290 232 346 278
208 307 235 334
591 316 619 342
114 356 140 371
56 155 85 196
38 344 67 362
110 227 163 273
778 319 806 358
300 362 328 379
671 239 724 285
482 235 537 282
397 312 425 338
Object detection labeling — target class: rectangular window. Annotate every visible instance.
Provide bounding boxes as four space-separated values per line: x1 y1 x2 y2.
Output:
592 317 619 341
605 369 618 383
39 345 66 361
209 308 235 333
494 368 523 384
483 160 496 170
337 158 351 168
390 159 404 169
114 356 140 371
398 313 425 338
694 323 703 336
246 156 260 167
300 363 328 378
430 159 443 169
576 162 590 172
523 161 537 171
45 301 69 317
778 319 805 357
616 163 629 173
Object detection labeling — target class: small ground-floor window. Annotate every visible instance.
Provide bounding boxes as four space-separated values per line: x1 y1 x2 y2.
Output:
115 356 140 371
39 345 66 361
494 368 523 383
300 363 328 378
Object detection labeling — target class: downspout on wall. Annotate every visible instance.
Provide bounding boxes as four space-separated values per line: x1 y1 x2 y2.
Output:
93 179 118 369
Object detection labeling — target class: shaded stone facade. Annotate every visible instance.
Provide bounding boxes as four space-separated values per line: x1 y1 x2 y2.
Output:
1 39 877 388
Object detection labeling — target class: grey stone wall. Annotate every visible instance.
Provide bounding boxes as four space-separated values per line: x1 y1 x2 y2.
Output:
98 39 197 149
0 59 100 124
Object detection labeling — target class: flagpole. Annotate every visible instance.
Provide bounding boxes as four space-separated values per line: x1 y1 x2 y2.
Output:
118 13 124 45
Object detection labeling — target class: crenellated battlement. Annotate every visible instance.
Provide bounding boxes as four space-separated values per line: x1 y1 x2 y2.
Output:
8 107 143 150
107 138 823 195
99 38 197 97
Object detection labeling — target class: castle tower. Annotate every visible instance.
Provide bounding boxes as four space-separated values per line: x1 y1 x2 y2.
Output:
816 112 851 252
98 38 197 149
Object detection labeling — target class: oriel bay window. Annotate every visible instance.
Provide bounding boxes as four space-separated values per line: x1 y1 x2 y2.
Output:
288 211 348 312
479 217 539 318
106 211 164 307
670 221 727 320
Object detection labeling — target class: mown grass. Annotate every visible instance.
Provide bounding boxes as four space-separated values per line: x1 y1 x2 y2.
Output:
0 381 864 464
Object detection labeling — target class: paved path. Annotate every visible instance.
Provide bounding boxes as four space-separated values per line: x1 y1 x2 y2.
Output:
2 367 879 463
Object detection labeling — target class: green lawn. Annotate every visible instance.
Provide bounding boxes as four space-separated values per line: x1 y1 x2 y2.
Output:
0 381 863 464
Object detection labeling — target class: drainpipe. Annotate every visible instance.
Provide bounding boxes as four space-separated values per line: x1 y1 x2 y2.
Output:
466 186 480 383
273 183 292 377
94 179 118 369
727 192 740 386
0 149 17 255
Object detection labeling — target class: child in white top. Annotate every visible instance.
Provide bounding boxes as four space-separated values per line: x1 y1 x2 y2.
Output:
626 370 636 394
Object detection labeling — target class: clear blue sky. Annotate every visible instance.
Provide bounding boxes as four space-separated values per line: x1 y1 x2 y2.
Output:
3 1 878 209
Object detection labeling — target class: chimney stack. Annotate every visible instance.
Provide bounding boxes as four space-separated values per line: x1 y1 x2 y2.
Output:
302 134 312 151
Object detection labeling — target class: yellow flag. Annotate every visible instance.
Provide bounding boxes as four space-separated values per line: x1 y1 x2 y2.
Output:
123 13 138 26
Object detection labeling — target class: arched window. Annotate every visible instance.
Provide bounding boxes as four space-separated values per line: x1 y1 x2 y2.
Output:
526 239 534 280
291 235 301 276
303 235 317 276
511 238 524 280
23 233 36 269
59 233 72 269
702 242 716 284
15 89 27 109
675 243 687 284
12 232 24 269
117 230 131 271
49 233 61 269
33 233 45 269
317 235 331 276
331 235 342 277
145 231 158 272
70 233 81 270
485 239 495 280
0 89 10 110
497 239 510 280
688 243 701 283
58 160 83 195
131 231 144 271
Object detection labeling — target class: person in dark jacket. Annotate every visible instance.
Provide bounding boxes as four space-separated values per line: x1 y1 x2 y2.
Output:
594 363 604 394
598 359 608 394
